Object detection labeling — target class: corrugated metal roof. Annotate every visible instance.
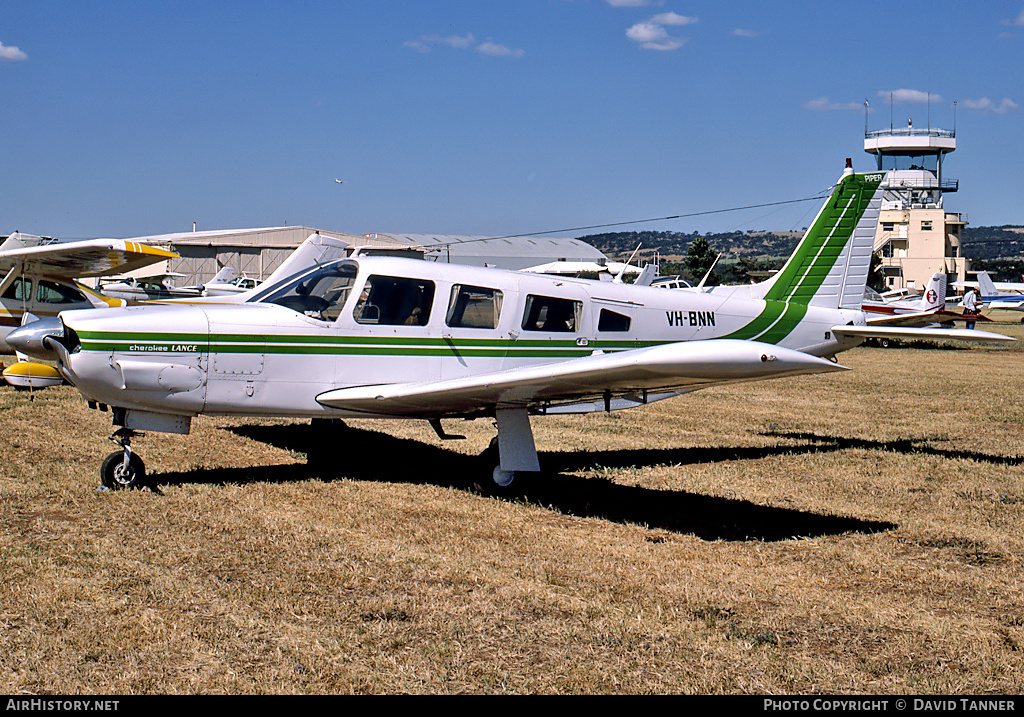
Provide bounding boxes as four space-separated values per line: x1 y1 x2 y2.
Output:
132 226 363 249
363 233 606 269
114 227 607 271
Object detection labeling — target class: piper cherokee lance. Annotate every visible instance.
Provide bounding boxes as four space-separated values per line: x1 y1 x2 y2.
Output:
7 164 1013 491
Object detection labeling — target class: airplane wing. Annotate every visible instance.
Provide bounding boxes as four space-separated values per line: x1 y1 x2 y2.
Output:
0 238 178 278
990 299 1024 310
864 309 990 327
315 339 847 418
832 325 1014 344
865 309 944 327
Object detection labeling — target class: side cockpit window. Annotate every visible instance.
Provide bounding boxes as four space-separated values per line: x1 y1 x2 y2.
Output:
598 308 631 332
446 285 502 329
2 277 32 302
354 275 435 326
522 295 582 333
37 280 88 305
263 261 358 322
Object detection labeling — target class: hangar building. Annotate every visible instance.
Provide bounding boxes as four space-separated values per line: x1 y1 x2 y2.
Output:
361 233 609 271
125 226 608 285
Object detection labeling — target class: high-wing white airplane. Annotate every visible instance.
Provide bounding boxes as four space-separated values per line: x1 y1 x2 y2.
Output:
953 276 1024 293
7 165 1014 491
0 232 179 339
974 272 1024 313
0 232 180 388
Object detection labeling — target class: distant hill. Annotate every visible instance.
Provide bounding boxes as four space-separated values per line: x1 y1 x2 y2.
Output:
579 226 1024 262
960 225 1024 260
577 230 803 262
578 225 1024 284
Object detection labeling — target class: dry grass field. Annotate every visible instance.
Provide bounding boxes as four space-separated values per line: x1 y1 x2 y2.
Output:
1 319 1022 694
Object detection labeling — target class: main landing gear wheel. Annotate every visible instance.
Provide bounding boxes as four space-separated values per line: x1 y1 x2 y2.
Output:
100 451 147 490
474 438 529 496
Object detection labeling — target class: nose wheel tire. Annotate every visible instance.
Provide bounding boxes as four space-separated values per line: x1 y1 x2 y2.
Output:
100 451 147 490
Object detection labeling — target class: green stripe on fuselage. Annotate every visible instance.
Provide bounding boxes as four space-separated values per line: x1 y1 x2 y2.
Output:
76 331 639 360
720 300 787 341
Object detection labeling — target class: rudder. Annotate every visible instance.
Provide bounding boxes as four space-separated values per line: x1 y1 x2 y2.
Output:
755 165 885 310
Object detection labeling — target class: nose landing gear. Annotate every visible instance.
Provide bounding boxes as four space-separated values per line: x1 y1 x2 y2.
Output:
100 427 147 490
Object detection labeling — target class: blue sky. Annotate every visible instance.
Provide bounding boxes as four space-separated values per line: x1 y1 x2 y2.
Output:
2 1 1023 241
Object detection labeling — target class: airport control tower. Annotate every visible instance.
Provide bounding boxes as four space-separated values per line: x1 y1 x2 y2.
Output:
864 118 969 292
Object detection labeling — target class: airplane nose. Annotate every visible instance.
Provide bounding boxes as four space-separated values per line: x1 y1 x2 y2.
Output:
6 317 65 360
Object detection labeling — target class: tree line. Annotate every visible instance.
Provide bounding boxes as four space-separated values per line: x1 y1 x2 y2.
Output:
578 226 1024 285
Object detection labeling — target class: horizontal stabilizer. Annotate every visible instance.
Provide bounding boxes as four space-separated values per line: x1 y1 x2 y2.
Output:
832 325 1015 344
316 339 847 418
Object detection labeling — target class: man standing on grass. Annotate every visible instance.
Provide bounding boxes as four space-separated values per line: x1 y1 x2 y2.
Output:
962 285 981 330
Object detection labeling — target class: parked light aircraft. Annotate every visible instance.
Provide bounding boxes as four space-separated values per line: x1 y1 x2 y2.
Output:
973 272 1024 315
7 165 1014 491
201 268 261 296
953 276 1024 293
0 232 178 341
861 272 979 328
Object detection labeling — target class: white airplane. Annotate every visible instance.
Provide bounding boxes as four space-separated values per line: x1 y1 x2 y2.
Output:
861 272 976 327
201 267 261 296
953 276 1024 293
0 232 179 338
975 272 1024 313
7 165 1014 491
0 232 179 388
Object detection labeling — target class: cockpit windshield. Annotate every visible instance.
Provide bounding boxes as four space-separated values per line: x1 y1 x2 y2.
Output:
253 259 359 322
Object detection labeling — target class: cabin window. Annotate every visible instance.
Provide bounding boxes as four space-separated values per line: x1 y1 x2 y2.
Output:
37 280 87 305
521 295 582 333
2 277 32 302
446 285 503 329
921 221 932 231
598 308 631 332
263 261 358 322
354 275 435 326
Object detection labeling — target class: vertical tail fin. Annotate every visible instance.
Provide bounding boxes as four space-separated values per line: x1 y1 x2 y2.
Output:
920 273 947 311
207 266 236 285
976 272 999 298
753 166 885 309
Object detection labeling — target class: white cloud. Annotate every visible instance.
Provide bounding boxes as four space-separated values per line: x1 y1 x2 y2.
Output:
404 32 523 58
411 33 476 51
626 13 696 51
476 40 525 58
651 12 697 26
0 42 28 62
803 98 862 111
963 97 1018 114
878 89 941 104
1001 9 1024 25
733 28 758 38
626 21 687 51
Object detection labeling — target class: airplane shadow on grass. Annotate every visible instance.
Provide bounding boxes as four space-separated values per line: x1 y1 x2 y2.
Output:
146 420 1019 542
